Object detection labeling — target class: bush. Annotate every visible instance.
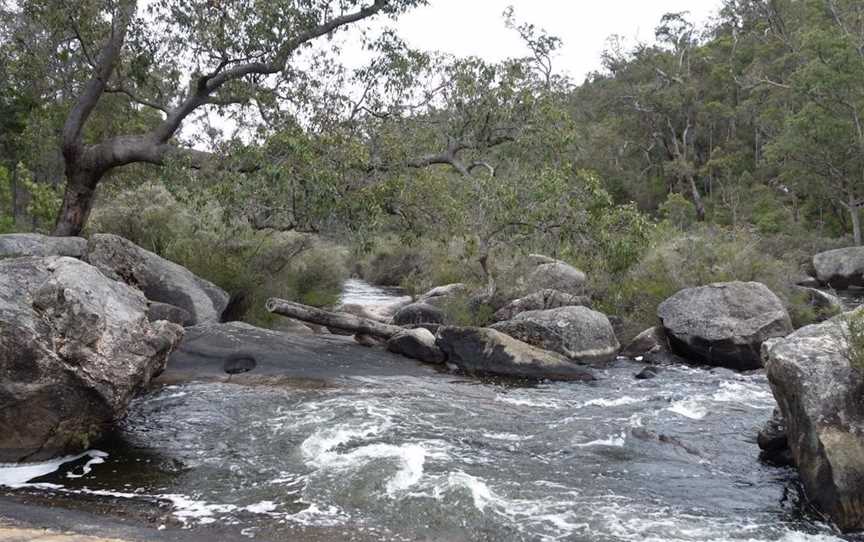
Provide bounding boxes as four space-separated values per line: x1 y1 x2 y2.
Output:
89 183 349 326
601 226 816 340
438 293 496 328
356 236 478 295
845 309 864 371
659 192 698 231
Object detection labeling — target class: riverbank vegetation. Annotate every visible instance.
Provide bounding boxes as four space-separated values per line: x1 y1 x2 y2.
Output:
1 0 862 333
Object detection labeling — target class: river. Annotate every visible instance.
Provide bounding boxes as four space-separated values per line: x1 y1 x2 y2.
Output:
0 281 860 541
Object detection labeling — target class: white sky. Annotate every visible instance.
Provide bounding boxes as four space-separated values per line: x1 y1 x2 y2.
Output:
199 0 723 142
390 0 723 79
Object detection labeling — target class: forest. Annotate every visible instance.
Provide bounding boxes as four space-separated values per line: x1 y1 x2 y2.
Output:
1 0 863 337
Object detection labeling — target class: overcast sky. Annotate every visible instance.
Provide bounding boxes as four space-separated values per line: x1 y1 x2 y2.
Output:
387 0 723 79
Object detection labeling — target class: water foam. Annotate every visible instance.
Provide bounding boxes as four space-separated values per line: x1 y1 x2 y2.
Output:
668 398 708 419
575 431 627 448
0 450 107 488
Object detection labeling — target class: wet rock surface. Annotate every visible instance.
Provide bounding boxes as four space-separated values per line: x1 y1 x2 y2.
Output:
0 257 183 462
762 310 864 532
437 326 595 381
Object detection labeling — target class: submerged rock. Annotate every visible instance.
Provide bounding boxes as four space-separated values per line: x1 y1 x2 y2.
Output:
658 281 793 370
634 366 661 380
0 256 183 462
622 326 668 358
490 306 619 364
762 310 864 532
492 289 590 322
436 326 595 381
0 233 87 259
813 247 864 289
386 328 446 364
757 409 793 467
86 234 229 325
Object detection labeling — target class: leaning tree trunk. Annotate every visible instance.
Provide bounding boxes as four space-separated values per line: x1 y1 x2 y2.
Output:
53 169 101 237
266 298 404 339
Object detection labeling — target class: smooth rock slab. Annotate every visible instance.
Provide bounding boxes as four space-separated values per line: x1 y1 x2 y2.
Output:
0 257 183 462
436 326 595 381
491 306 619 364
658 281 793 370
762 310 864 532
85 234 229 325
813 247 864 289
0 233 87 259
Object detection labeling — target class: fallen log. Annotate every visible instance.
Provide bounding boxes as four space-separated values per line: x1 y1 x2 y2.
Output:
266 298 403 339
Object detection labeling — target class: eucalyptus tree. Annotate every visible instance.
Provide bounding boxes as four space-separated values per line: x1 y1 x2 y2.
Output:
5 0 423 236
760 0 864 245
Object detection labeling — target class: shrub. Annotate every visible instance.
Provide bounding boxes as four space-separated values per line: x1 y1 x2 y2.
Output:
438 293 496 328
89 183 349 326
844 309 864 371
659 192 698 231
601 226 814 340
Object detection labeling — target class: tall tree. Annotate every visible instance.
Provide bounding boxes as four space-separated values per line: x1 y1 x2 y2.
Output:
5 0 423 236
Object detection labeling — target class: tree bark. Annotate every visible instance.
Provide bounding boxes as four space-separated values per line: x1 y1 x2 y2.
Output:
51 1 390 236
53 169 100 236
266 298 404 339
688 175 706 221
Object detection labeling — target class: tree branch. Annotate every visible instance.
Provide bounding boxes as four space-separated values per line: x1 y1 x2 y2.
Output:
105 86 169 113
61 0 136 162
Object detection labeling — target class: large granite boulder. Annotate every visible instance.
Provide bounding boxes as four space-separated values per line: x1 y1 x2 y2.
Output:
392 302 446 326
0 257 183 462
386 328 446 364
85 234 229 325
526 260 587 295
762 310 864 532
622 326 669 358
436 326 595 381
0 233 87 259
493 289 590 322
813 247 864 289
658 281 793 370
490 306 619 364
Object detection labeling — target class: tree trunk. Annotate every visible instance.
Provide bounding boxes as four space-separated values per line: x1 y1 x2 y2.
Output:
688 175 706 221
852 205 863 247
53 169 100 236
266 298 404 339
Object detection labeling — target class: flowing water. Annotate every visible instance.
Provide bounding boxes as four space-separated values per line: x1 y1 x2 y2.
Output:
1 281 861 541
